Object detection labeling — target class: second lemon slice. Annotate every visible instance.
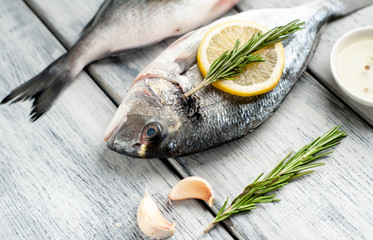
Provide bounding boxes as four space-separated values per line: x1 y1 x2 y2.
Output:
197 20 285 97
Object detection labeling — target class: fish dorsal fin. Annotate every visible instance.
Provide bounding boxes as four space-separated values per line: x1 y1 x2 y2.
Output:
79 0 113 37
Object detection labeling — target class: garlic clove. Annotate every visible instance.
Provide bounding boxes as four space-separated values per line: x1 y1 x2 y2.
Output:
169 176 215 206
137 193 175 239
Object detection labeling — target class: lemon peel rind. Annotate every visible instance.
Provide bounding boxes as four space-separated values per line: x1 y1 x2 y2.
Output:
197 20 285 97
212 42 285 96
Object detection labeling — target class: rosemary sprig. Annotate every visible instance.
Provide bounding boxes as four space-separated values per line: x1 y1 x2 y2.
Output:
183 19 305 97
204 126 347 234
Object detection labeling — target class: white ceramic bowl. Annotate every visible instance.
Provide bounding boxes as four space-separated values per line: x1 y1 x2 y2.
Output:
330 26 373 107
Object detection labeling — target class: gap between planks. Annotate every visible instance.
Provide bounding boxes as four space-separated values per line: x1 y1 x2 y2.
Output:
235 0 373 128
21 1 242 239
22 0 122 106
23 1 373 238
307 69 373 129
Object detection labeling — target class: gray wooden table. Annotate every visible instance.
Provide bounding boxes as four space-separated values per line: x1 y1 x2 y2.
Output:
1 0 372 239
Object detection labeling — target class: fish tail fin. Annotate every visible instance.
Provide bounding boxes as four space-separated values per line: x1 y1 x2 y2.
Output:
331 0 372 17
1 54 79 121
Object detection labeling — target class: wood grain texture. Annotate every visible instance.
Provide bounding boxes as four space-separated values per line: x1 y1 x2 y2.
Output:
0 1 233 239
26 0 373 125
237 0 373 125
25 0 239 106
308 5 373 126
175 73 373 239
22 0 373 239
24 0 164 105
22 0 245 238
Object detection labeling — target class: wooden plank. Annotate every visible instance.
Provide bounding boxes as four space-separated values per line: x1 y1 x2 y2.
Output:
21 1 373 239
27 0 373 125
237 0 373 125
24 0 175 104
308 5 373 126
175 73 373 239
25 0 238 105
0 1 233 239
23 0 247 237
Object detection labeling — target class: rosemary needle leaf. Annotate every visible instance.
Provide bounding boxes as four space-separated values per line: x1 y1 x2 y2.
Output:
203 126 347 234
183 19 305 97
217 197 229 216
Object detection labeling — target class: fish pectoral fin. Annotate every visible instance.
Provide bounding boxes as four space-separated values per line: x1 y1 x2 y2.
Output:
168 29 200 75
174 48 198 75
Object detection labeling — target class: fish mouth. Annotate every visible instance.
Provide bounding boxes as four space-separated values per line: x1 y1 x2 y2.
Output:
107 137 161 159
106 127 146 158
105 73 183 158
106 130 120 152
104 101 129 143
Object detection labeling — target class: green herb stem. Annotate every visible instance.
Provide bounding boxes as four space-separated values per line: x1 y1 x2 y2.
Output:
183 19 304 98
203 126 347 234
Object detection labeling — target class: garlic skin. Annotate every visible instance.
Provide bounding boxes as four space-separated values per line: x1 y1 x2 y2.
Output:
169 176 215 206
137 193 175 239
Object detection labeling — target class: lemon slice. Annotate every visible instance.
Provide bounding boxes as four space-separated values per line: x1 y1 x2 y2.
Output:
197 20 285 96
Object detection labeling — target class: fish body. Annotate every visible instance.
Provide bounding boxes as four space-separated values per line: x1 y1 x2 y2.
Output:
1 0 239 120
106 0 372 158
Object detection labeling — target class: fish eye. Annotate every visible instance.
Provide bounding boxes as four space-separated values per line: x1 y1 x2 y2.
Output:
142 122 161 142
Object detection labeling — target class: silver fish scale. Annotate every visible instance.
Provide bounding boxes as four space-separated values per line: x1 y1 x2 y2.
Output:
111 0 373 157
150 1 338 155
1 0 239 123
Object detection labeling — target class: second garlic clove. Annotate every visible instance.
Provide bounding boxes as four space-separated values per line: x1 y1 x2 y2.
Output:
169 176 215 206
137 192 175 239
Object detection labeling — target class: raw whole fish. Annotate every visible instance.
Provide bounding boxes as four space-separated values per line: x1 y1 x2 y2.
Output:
1 0 239 120
105 0 372 158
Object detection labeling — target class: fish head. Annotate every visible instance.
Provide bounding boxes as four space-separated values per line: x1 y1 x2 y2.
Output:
105 76 189 158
